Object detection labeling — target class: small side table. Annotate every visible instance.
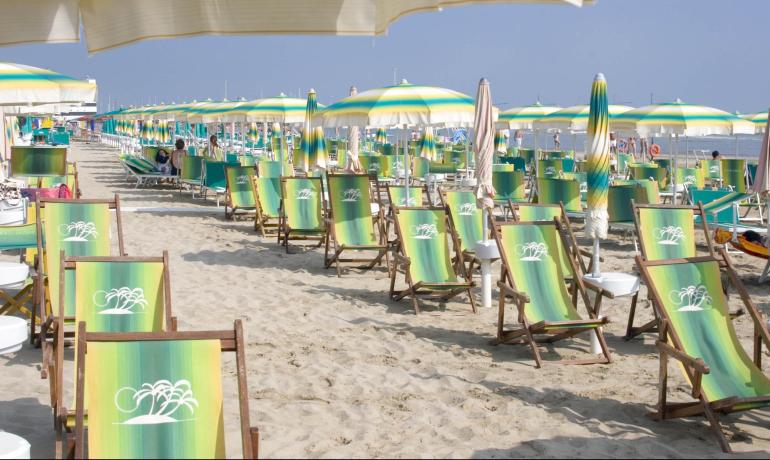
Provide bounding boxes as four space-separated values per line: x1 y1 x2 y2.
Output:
0 316 27 355
583 272 641 350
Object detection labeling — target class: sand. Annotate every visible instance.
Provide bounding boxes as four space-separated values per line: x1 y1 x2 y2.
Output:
1 141 770 458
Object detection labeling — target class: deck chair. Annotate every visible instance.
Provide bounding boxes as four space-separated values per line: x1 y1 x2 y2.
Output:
439 189 484 274
389 207 476 314
37 162 80 198
324 174 387 276
69 320 259 459
637 254 770 453
51 254 177 455
253 177 281 237
224 165 257 219
202 160 235 205
492 170 527 208
10 146 67 178
491 220 611 368
535 178 583 215
278 176 326 252
0 223 40 341
630 165 668 191
121 157 166 187
35 196 126 352
258 159 292 179
627 203 717 340
720 159 747 193
179 156 204 197
714 228 770 283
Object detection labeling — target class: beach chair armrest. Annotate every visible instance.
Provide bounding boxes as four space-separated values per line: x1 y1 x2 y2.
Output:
656 340 709 374
581 277 614 299
497 281 529 304
249 426 260 459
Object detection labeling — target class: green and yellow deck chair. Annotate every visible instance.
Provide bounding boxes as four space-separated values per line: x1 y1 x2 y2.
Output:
627 202 722 340
253 177 281 237
675 167 705 192
492 220 610 368
0 223 41 340
179 156 204 197
493 170 527 206
258 159 292 179
324 174 387 276
51 253 177 453
278 177 327 252
389 207 476 314
517 148 537 171
630 164 668 191
36 162 80 198
35 196 126 352
10 146 68 178
700 159 722 186
439 189 484 274
637 253 770 453
71 320 260 459
537 159 567 178
720 159 746 193
385 184 430 245
224 165 257 220
535 178 583 214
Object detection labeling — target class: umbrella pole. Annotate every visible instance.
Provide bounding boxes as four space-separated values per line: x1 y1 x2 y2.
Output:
591 238 601 278
479 207 494 309
403 125 410 195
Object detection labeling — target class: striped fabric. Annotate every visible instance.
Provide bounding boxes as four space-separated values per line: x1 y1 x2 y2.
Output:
230 94 313 124
614 100 755 137
585 74 611 239
534 104 633 132
497 102 561 130
0 62 96 105
742 112 768 134
394 208 457 284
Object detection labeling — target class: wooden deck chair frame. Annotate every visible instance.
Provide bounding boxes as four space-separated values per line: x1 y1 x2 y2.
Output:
629 201 726 340
491 219 611 368
68 320 259 459
636 252 770 453
277 176 328 252
437 187 484 276
388 206 476 315
51 253 177 456
324 174 388 277
35 196 127 351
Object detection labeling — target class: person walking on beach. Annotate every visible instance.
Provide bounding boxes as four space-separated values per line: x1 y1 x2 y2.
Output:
208 135 224 161
171 138 188 176
514 130 524 149
609 132 617 154
629 137 637 157
553 132 561 150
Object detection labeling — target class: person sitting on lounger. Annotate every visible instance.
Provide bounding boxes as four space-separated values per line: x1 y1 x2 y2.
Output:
712 150 722 160
155 148 171 175
170 138 188 176
208 135 224 161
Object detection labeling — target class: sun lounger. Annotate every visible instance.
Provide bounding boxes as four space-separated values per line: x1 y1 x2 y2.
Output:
439 189 485 274
224 165 257 219
491 220 610 367
278 177 327 252
389 207 476 314
637 253 770 452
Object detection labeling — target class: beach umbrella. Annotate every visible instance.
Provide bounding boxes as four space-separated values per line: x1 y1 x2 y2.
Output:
299 89 326 172
232 94 310 124
419 126 437 161
375 127 387 144
534 104 633 133
749 109 770 282
585 74 610 278
496 102 561 130
318 79 483 195
494 129 508 154
473 78 497 310
1 1 592 53
0 62 97 106
742 112 768 134
347 86 360 171
613 99 754 137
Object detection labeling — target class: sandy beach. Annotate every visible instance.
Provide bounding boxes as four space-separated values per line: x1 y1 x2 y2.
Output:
2 141 770 458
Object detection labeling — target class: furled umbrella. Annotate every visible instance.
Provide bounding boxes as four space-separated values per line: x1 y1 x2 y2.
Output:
299 89 319 173
375 127 387 144
473 78 498 310
494 129 508 154
585 73 611 278
419 126 437 161
347 86 361 171
749 109 770 282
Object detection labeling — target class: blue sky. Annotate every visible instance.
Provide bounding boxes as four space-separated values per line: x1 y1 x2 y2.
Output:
0 0 767 114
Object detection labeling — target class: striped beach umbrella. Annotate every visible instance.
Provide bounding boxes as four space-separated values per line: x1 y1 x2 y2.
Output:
613 99 754 137
585 74 611 258
534 104 633 132
375 127 387 144
247 122 260 143
299 89 327 171
0 62 97 106
232 94 311 124
496 102 561 130
742 112 768 134
494 129 508 154
419 126 437 161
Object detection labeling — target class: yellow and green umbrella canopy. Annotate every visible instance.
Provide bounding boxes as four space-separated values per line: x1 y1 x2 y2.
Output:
496 102 561 130
534 104 633 132
585 74 610 242
0 62 96 106
613 99 754 137
230 94 313 124
741 112 768 134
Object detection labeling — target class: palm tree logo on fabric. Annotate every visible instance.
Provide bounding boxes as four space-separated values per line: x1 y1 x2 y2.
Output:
411 224 438 240
296 188 313 200
114 380 199 425
684 175 696 186
545 166 557 176
342 189 361 202
669 285 713 312
458 202 475 216
93 287 148 315
709 165 719 175
515 242 548 261
58 221 98 242
235 174 251 185
654 226 685 245
399 197 417 206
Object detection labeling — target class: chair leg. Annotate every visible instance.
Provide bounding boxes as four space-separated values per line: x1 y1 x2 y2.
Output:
703 402 732 453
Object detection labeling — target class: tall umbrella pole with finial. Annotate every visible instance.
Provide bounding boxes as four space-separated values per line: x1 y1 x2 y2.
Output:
473 78 498 309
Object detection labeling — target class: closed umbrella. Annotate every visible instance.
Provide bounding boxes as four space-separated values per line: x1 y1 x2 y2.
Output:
473 78 497 310
419 126 437 161
750 109 770 282
585 74 610 278
347 86 360 171
494 129 508 154
375 127 387 144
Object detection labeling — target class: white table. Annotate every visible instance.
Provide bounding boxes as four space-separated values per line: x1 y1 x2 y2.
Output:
0 316 30 459
0 432 30 459
583 272 641 350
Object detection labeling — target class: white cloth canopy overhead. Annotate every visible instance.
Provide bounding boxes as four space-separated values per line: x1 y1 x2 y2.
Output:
0 1 592 54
